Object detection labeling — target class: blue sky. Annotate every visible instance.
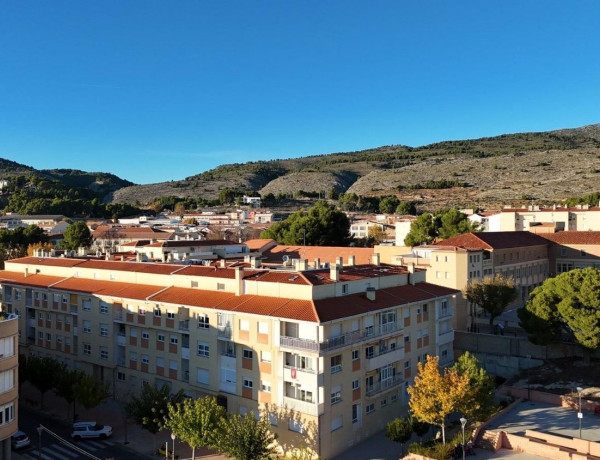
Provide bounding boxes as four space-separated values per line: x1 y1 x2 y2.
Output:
1 1 599 185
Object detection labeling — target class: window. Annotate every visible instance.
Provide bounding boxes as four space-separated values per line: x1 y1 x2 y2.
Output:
381 397 388 407
0 370 14 393
156 357 165 368
100 347 108 360
100 324 108 337
217 282 225 291
258 321 268 334
46 333 51 341
117 372 126 382
365 346 374 359
56 335 62 344
288 419 304 433
352 404 360 423
57 315 63 324
83 344 91 355
62 295 68 304
331 386 342 405
330 355 342 373
170 335 178 345
142 330 149 340
197 368 209 384
366 403 375 414
14 290 22 301
352 350 359 361
130 352 138 362
197 341 210 357
100 302 108 314
436 271 441 279
239 319 249 331
38 331 43 339
169 360 177 370
38 312 43 320
261 351 272 363
167 311 175 320
157 333 165 342
391 393 398 403
198 314 209 329
53 294 60 303
142 354 149 364
130 328 138 338
138 307 146 315
331 415 342 431
342 284 348 294
404 335 410 344
243 378 253 389
352 379 360 390
445 272 450 279
0 402 14 426
261 381 271 392
243 349 253 360
404 360 411 369
83 320 91 333
154 307 161 317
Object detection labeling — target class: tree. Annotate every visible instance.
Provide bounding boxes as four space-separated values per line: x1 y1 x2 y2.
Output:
54 369 84 421
26 356 65 409
62 221 93 249
410 414 430 443
379 195 400 214
408 355 470 444
164 396 226 460
452 351 495 422
73 373 110 410
125 382 186 451
463 275 518 332
404 209 478 246
368 226 386 245
174 202 186 216
216 411 278 460
385 416 413 457
518 267 600 349
396 201 417 215
404 213 436 246
260 201 351 246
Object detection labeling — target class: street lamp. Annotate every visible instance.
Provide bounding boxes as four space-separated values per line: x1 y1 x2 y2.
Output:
460 417 467 460
36 425 43 460
577 387 583 439
171 433 176 460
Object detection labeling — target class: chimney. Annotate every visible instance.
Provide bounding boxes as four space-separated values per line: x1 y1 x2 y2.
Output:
250 257 262 268
121 255 125 261
366 287 376 301
136 252 142 263
313 258 321 269
336 256 343 268
408 263 416 285
372 253 380 266
24 268 28 278
235 266 244 296
348 255 355 266
330 264 340 282
296 259 308 271
220 259 226 268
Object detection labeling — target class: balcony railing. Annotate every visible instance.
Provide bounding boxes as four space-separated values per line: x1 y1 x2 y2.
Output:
283 364 316 375
283 396 320 416
438 309 452 319
280 321 403 354
366 375 403 397
217 326 232 340
179 320 190 332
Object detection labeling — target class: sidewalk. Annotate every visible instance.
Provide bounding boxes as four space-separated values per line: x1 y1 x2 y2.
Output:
18 382 225 460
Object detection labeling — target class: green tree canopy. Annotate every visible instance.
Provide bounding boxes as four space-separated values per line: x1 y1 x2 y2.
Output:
452 351 496 422
62 221 93 249
73 373 110 410
396 201 417 216
164 396 226 460
216 411 278 460
25 356 65 409
404 208 478 246
260 201 351 246
385 416 413 457
518 267 600 349
463 275 518 331
379 195 400 214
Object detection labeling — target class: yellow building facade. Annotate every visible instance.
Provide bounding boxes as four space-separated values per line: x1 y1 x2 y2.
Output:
0 256 457 459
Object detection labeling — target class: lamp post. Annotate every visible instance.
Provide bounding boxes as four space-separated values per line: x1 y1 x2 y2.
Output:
577 387 583 439
36 425 43 460
171 433 176 460
460 417 467 460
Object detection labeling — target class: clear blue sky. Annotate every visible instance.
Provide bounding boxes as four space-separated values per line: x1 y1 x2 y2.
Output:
1 1 599 185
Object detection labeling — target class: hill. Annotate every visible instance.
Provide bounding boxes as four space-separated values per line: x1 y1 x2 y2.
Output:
110 123 600 210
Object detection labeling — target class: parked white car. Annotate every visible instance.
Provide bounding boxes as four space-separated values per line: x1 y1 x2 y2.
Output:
11 430 31 449
71 421 112 440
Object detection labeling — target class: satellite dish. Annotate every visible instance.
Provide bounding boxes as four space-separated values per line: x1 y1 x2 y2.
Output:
282 255 290 262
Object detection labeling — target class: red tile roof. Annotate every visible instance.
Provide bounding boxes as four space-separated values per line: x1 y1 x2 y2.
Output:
92 225 170 239
244 239 276 251
7 257 86 268
52 278 161 299
0 272 65 287
538 231 600 245
435 232 549 250
262 245 375 265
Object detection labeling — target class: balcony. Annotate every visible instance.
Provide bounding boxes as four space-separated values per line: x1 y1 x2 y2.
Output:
283 396 322 416
178 320 190 332
217 326 232 340
438 309 452 320
181 346 190 360
117 334 126 346
280 321 403 354
183 370 190 381
366 375 403 397
365 346 405 372
437 329 454 346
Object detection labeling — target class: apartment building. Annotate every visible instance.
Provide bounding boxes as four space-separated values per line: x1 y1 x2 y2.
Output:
0 313 18 460
478 205 600 232
0 255 457 459
539 231 600 273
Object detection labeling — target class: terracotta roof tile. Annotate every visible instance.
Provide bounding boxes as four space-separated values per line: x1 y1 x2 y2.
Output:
263 245 375 265
244 239 276 251
538 231 600 245
149 287 234 308
435 232 549 250
77 260 181 274
8 257 87 267
51 278 162 299
0 272 65 287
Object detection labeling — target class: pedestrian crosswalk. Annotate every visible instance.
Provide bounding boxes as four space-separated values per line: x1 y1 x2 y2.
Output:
20 439 115 460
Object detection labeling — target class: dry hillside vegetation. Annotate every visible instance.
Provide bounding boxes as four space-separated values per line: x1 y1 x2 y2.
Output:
108 124 600 209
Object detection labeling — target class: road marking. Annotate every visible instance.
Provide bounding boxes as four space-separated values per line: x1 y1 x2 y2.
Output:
50 443 81 457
